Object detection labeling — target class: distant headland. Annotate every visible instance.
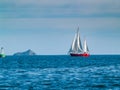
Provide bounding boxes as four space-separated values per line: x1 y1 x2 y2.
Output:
13 49 36 56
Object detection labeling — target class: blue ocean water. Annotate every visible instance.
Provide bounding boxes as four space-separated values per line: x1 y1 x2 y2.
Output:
0 55 120 90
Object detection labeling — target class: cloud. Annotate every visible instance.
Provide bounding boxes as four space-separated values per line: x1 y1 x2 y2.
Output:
0 0 120 18
1 17 120 34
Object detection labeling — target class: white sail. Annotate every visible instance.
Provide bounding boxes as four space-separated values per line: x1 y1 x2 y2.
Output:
77 31 83 52
83 39 89 53
69 28 83 53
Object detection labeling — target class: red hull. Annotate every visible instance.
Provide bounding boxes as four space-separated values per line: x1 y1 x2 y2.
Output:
70 53 90 57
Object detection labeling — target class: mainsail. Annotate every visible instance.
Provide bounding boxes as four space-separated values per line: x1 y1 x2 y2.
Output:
69 28 83 53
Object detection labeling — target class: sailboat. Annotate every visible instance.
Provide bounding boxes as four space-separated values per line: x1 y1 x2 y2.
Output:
0 47 5 58
68 27 90 57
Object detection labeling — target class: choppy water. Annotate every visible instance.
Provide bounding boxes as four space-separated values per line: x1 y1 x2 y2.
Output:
0 55 120 90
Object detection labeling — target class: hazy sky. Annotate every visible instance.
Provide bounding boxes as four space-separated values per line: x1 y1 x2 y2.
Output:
0 0 120 55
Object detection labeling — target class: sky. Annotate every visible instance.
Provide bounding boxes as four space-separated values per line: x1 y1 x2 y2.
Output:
0 0 120 55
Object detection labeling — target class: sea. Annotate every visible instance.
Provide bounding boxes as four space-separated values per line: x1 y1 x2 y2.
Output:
0 55 120 90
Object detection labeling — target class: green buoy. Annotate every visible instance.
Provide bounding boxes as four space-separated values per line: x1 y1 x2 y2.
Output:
0 47 5 58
